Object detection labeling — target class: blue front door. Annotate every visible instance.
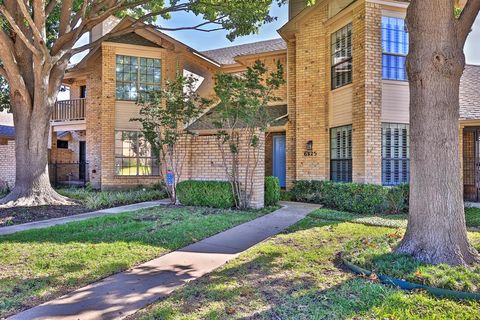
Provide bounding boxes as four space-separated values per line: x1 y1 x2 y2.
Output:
273 135 286 188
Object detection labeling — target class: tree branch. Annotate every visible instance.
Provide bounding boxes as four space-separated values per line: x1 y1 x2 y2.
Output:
0 5 41 56
16 0 50 56
0 29 32 106
0 65 8 79
45 0 58 17
59 0 73 35
457 0 480 44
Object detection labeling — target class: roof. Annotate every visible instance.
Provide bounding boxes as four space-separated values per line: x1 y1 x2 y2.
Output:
188 104 288 131
460 65 480 120
201 38 287 65
70 17 221 72
0 125 15 139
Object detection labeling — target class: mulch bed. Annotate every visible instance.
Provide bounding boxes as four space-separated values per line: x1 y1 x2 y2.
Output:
0 202 91 228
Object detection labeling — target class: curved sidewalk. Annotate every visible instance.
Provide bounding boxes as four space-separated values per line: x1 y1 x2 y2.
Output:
9 201 320 320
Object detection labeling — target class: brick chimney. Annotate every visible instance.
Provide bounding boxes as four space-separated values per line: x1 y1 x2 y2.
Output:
289 0 307 20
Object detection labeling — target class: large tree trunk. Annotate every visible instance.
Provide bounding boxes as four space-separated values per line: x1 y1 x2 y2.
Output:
0 98 71 207
396 0 480 265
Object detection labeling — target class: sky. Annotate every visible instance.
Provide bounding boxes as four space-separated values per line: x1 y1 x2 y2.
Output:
160 4 480 65
61 1 480 99
70 3 480 65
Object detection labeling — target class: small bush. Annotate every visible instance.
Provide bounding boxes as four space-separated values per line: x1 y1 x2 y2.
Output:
176 180 234 209
280 190 293 201
291 180 409 215
57 187 167 210
264 176 280 206
385 184 409 214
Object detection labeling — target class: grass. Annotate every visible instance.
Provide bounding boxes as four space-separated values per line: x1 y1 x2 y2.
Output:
57 187 167 209
343 235 480 293
466 207 480 229
0 205 274 318
309 207 480 229
132 209 480 320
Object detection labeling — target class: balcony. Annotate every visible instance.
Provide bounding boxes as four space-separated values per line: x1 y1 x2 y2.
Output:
52 98 86 122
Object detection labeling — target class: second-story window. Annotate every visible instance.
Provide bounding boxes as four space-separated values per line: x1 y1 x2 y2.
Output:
115 55 161 101
331 23 352 90
382 16 408 81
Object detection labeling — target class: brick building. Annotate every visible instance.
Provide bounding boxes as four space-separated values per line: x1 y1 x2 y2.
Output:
9 0 480 207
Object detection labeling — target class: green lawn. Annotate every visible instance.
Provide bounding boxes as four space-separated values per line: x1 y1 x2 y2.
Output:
132 209 480 320
0 206 273 318
306 207 480 230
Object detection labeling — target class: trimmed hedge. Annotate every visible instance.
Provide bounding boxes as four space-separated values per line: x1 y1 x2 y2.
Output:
264 176 280 206
290 180 409 215
176 180 235 209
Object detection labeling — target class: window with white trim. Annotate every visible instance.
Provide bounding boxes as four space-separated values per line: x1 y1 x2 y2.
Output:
114 131 160 176
330 125 352 182
382 16 408 81
115 55 161 101
331 23 352 89
382 123 410 185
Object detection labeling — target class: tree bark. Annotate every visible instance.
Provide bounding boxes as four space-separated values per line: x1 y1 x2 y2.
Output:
396 0 480 265
0 98 71 207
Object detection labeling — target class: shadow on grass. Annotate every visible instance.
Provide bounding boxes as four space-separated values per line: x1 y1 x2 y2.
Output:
135 219 480 320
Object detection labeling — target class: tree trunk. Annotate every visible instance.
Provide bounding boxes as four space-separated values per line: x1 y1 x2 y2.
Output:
0 99 71 207
396 0 480 265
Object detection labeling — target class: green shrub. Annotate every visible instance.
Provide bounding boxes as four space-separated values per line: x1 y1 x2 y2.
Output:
280 190 293 201
385 184 409 214
57 187 167 210
264 176 280 206
176 180 234 209
291 180 409 215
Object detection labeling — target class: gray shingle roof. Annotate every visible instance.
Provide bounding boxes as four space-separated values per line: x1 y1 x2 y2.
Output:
460 65 480 120
188 104 288 131
201 38 286 65
0 125 14 139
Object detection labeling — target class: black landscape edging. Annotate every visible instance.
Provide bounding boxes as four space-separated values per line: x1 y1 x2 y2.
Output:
341 255 480 301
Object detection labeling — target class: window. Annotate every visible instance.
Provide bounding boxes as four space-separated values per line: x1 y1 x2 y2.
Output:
57 140 69 149
115 55 161 101
114 131 160 176
382 16 408 81
80 85 86 98
331 23 352 89
330 125 352 182
382 123 410 185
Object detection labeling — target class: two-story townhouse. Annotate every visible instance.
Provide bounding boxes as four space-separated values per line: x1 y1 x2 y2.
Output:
277 0 480 202
4 0 480 207
50 17 288 207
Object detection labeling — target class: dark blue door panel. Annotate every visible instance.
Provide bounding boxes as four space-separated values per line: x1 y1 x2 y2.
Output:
273 135 286 188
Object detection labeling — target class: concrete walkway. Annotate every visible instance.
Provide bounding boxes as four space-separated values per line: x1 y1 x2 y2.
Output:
9 201 320 320
0 199 170 236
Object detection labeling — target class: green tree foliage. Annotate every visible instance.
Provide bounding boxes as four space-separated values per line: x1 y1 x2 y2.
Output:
132 74 209 203
0 0 286 107
213 60 285 209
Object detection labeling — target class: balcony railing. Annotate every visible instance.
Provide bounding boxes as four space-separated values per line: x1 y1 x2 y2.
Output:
52 98 85 122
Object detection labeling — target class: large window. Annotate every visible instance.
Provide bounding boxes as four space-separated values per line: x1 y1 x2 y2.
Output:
115 55 161 101
331 23 352 89
382 16 408 81
114 131 160 176
382 123 409 186
330 125 352 182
